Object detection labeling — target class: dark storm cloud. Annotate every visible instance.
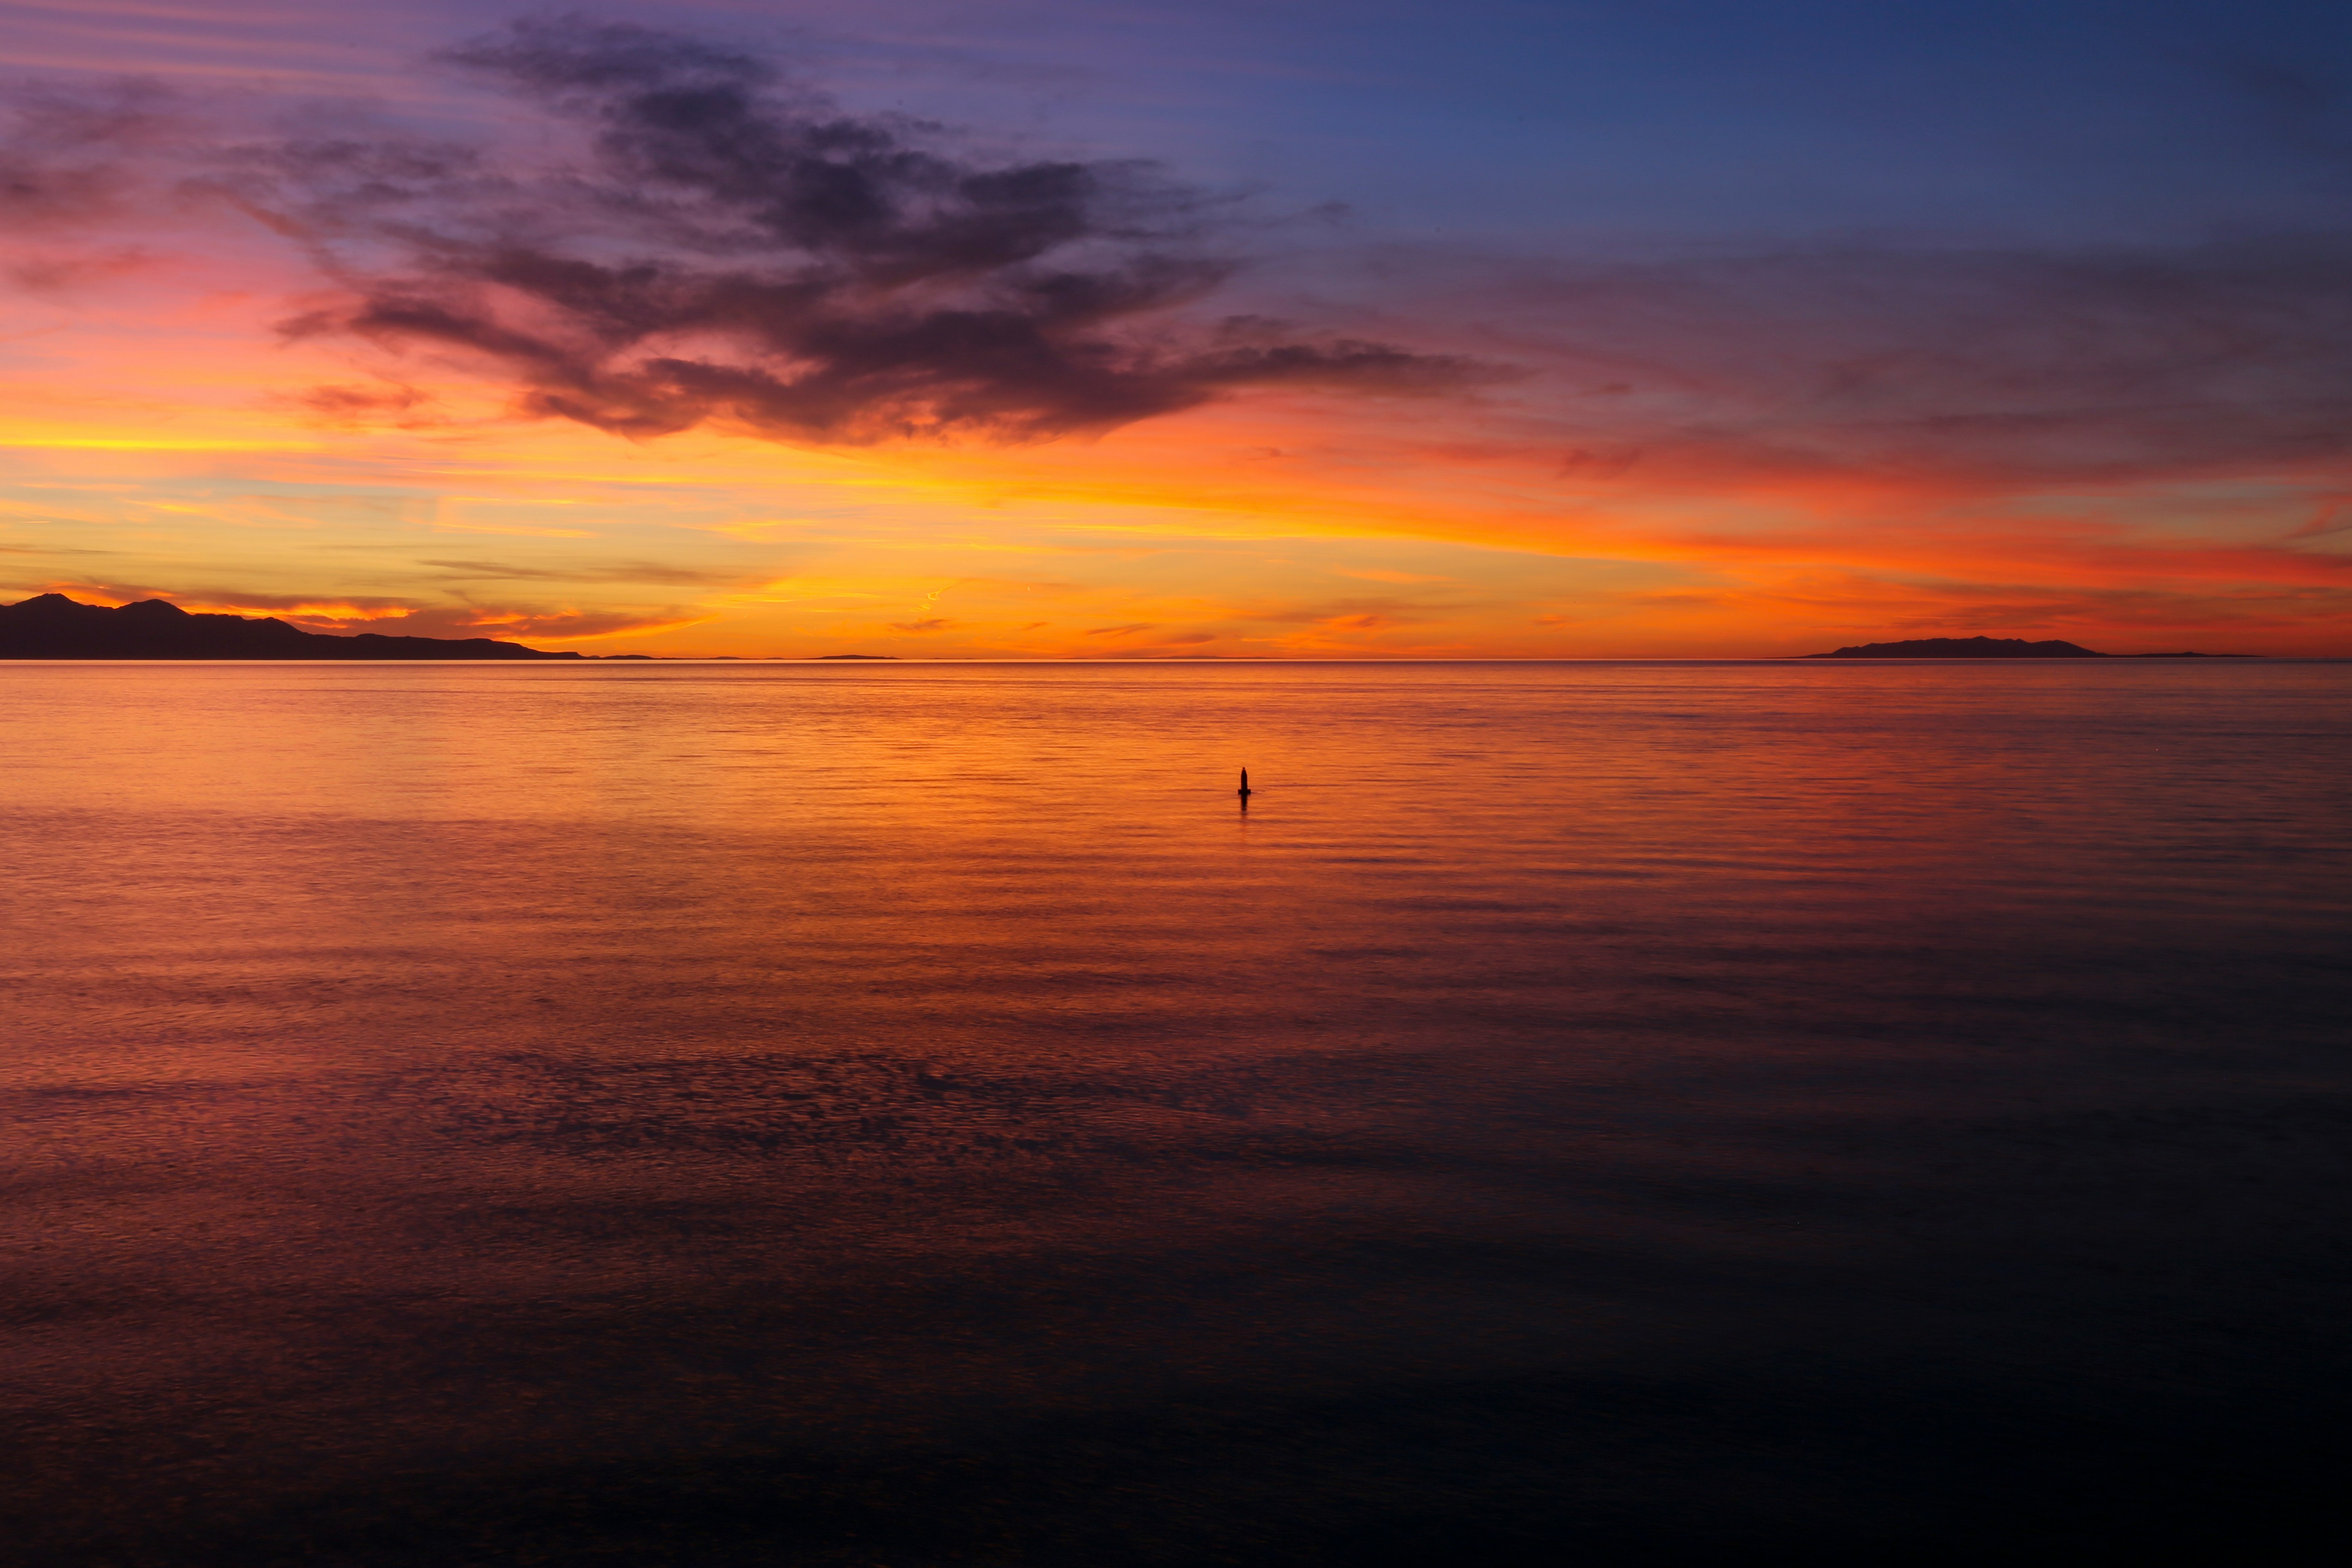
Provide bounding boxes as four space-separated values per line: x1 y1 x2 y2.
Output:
254 17 1482 445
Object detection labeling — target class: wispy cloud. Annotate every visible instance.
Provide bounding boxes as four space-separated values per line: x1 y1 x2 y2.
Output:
1468 238 2352 492
0 77 170 231
415 558 738 586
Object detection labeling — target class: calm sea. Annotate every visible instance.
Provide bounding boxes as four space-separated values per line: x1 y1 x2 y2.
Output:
5 661 2349 1565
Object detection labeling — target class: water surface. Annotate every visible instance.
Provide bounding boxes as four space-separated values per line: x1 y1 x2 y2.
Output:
5 661 2349 1564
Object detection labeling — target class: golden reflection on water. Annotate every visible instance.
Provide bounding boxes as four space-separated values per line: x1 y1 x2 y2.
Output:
4 661 2350 1564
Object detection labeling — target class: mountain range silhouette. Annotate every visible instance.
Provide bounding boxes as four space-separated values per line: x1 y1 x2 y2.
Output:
0 594 585 659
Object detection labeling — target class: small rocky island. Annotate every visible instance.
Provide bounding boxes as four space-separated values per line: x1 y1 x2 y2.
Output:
1805 635 2253 659
0 593 586 659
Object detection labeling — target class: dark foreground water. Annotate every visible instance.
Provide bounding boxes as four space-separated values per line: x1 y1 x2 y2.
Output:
4 660 2350 1566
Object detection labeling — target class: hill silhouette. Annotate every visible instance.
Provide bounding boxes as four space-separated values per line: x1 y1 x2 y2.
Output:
1806 635 2108 658
1805 636 2259 658
0 594 584 659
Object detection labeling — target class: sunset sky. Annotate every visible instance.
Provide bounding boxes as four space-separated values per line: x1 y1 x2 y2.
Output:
4 0 2350 656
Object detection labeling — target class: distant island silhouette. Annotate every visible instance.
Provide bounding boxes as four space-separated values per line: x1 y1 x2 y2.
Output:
811 654 899 660
1805 636 2256 659
1 593 587 659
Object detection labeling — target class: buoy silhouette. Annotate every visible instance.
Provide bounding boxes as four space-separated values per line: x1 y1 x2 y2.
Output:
1238 767 1253 800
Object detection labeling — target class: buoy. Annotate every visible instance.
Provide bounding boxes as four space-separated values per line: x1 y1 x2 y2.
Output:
1239 768 1252 798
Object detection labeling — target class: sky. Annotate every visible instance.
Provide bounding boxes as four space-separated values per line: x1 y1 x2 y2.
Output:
3 0 2351 656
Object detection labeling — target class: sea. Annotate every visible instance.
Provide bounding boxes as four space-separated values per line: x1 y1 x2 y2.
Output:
4 659 2349 1566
